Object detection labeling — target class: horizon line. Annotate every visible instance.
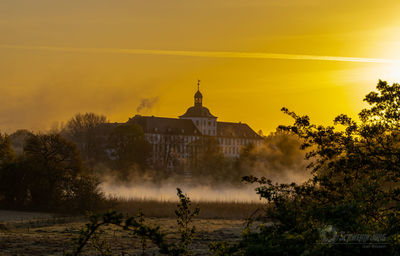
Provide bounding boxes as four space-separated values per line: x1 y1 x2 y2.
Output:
0 44 399 64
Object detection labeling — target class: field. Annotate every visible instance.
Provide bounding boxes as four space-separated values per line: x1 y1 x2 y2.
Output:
0 200 266 255
106 197 265 219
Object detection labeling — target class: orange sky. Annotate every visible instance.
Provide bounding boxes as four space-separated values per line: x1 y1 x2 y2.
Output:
1 0 400 133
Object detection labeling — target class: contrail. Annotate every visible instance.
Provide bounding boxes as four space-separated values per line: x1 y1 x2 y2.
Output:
0 44 398 64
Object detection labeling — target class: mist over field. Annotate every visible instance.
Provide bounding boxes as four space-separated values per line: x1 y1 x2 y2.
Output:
98 132 310 202
101 182 261 202
100 171 309 203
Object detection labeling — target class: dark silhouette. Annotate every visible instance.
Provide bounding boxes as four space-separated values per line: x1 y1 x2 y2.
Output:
64 112 108 165
214 80 400 255
107 124 151 179
0 133 103 212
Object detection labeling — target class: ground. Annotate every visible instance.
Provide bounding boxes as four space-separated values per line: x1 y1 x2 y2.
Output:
0 210 248 255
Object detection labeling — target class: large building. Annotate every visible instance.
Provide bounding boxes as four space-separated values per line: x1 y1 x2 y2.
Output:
128 82 263 169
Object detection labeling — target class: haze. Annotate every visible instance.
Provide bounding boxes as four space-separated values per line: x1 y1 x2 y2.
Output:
1 0 400 132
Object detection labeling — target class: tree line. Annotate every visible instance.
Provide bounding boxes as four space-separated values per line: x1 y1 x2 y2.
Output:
0 109 306 211
0 112 156 212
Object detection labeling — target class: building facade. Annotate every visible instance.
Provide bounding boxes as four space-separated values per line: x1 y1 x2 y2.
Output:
127 84 263 169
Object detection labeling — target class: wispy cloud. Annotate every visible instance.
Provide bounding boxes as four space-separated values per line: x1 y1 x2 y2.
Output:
0 44 398 64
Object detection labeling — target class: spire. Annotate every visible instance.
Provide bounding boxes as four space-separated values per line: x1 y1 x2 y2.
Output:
194 80 203 107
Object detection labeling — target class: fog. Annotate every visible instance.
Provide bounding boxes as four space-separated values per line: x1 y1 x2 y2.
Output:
100 131 311 202
101 182 262 202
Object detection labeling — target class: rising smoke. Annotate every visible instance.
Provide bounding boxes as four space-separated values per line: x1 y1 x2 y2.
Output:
136 97 159 113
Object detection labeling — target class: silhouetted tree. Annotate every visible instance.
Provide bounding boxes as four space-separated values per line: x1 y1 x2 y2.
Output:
64 113 108 164
107 124 151 179
0 133 23 206
0 133 13 163
24 133 102 211
189 137 236 185
212 80 400 255
9 129 33 155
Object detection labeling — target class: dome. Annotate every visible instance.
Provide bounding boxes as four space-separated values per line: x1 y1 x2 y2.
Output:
179 106 217 118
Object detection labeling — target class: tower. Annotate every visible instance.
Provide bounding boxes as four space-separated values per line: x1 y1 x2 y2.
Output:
179 80 217 136
194 80 203 107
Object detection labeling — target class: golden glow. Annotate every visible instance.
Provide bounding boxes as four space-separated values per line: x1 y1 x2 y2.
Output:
1 0 400 133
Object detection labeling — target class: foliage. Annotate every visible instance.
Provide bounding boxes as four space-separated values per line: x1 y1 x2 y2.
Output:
135 211 148 255
0 133 21 206
65 210 168 256
0 132 103 212
64 113 153 182
210 80 400 255
174 188 200 256
0 132 15 164
9 129 33 155
187 131 307 187
64 112 108 164
67 188 199 256
209 241 240 256
24 134 85 210
189 137 239 186
65 113 108 137
192 137 224 175
107 124 151 179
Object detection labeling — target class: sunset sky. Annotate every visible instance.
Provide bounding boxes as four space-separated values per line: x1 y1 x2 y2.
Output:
1 0 400 133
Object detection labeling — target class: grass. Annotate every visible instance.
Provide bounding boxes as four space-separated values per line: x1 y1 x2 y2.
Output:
104 196 266 219
0 198 267 255
0 215 247 255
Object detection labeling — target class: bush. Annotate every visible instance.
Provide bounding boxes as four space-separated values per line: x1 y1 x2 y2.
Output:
211 80 400 255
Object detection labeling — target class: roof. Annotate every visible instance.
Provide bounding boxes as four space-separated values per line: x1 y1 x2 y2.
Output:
179 106 217 118
128 115 202 135
95 123 122 136
217 122 262 139
96 122 121 130
90 117 261 139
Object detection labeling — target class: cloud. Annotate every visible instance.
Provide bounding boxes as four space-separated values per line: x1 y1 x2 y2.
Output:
0 44 398 64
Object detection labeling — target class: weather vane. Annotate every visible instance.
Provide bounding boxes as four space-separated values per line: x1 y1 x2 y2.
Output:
197 79 200 91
